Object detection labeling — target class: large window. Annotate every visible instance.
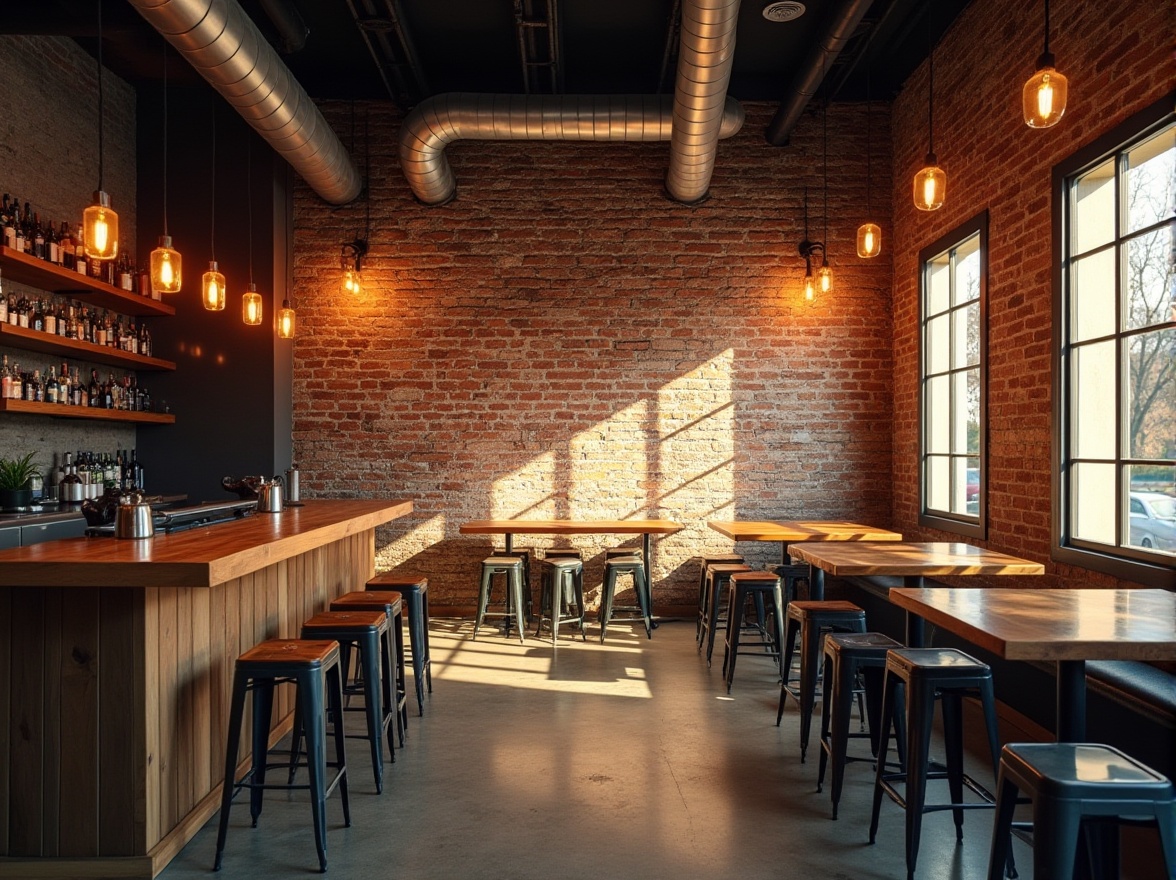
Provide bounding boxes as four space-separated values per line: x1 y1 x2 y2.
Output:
1054 99 1175 586
920 213 987 538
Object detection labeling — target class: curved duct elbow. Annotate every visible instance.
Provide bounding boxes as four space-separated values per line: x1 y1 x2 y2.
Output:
665 0 742 204
128 0 361 205
399 93 744 206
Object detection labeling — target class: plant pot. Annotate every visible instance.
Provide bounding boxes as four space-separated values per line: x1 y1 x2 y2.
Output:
0 488 33 510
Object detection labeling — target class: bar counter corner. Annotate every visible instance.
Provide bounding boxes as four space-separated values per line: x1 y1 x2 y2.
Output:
0 498 412 879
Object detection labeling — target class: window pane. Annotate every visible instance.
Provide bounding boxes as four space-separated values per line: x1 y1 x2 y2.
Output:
965 369 980 454
953 235 981 306
1125 465 1176 554
1125 127 1175 234
952 302 980 369
1072 462 1116 544
1073 341 1117 459
1125 327 1176 460
1071 249 1116 342
926 255 951 316
1072 157 1116 255
926 314 950 375
1125 225 1174 331
966 457 980 515
950 457 969 514
926 375 950 453
926 455 949 512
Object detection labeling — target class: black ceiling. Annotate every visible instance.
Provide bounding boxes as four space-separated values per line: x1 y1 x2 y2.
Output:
2 0 970 109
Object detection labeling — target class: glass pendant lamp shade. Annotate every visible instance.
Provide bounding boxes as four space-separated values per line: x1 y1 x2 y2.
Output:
914 153 946 211
802 260 816 301
202 261 226 310
150 235 182 294
856 222 881 258
242 283 263 325
83 192 118 261
818 258 833 294
277 299 295 339
1023 55 1068 128
341 266 362 294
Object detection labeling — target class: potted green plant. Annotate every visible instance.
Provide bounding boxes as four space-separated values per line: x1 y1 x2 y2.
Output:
0 452 40 510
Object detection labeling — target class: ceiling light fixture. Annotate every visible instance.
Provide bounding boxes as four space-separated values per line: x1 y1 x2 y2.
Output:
341 104 370 295
277 196 295 340
1022 0 1068 128
202 104 226 311
913 19 945 212
818 66 832 293
798 187 826 302
242 137 263 326
150 47 182 295
856 72 881 258
83 0 119 262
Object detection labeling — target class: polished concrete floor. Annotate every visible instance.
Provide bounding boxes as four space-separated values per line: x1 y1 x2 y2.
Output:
163 619 1033 880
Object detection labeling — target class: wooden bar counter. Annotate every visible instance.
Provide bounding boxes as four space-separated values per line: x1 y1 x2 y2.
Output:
0 498 412 879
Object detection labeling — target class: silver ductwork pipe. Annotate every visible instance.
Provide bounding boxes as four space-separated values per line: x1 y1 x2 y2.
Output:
399 93 745 206
128 0 362 205
665 0 742 204
764 0 875 146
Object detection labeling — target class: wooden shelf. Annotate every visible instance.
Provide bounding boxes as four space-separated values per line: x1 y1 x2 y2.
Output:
0 246 175 317
0 398 175 424
0 324 175 371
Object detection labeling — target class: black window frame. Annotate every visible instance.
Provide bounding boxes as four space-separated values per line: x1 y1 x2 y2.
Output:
918 211 988 539
1051 94 1176 589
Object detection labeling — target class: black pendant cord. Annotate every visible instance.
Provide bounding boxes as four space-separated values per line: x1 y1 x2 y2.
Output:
822 90 828 255
865 70 872 215
927 4 935 156
803 185 810 240
161 48 168 237
1043 0 1051 56
364 108 371 241
96 0 104 192
209 106 216 262
247 137 253 286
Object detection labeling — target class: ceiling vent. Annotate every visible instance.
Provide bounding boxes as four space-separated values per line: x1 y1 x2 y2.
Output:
762 2 806 22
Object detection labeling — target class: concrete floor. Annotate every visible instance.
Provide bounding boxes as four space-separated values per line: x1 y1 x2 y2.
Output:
162 619 1033 880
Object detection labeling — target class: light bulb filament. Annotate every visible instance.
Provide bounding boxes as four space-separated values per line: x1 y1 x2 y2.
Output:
1036 75 1054 119
93 216 109 253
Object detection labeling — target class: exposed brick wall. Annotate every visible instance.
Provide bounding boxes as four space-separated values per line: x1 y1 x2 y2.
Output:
889 0 1172 587
293 101 895 612
0 35 138 467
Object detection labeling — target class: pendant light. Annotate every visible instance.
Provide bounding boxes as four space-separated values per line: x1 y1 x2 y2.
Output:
82 0 119 262
1022 0 1068 128
276 199 295 339
276 299 295 338
149 47 182 295
202 104 226 311
340 103 369 295
242 138 263 326
913 28 945 212
856 73 882 258
818 91 833 293
798 187 826 302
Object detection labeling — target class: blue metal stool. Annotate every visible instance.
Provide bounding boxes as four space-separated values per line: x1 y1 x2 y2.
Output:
536 556 587 643
599 555 652 640
367 572 432 715
330 591 408 748
214 639 349 873
475 556 527 643
696 553 745 641
988 742 1176 880
699 563 752 664
721 570 785 693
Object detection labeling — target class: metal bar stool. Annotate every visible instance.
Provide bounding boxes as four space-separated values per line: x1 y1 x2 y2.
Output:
699 563 752 664
291 610 391 792
599 554 652 640
777 600 868 761
213 639 349 873
536 556 587 644
329 591 408 748
869 647 1013 880
475 556 528 643
696 553 745 641
988 743 1176 880
492 547 534 625
721 570 785 693
367 572 432 715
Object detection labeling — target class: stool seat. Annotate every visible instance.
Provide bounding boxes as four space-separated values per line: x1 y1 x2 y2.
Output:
238 639 339 668
887 646 992 677
367 572 432 715
988 743 1176 880
830 632 903 653
334 590 404 613
302 611 386 630
789 600 864 615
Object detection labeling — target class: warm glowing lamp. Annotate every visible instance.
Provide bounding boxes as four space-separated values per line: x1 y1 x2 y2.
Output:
803 263 816 302
84 2 118 262
341 267 362 294
150 235 182 294
856 222 881 258
818 257 832 293
914 153 946 211
1023 0 1068 128
202 262 226 311
242 283 263 326
277 299 295 339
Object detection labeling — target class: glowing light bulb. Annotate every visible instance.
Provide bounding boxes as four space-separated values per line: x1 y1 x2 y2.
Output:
1023 58 1068 128
149 235 182 294
242 283 263 326
818 262 832 294
93 217 108 253
856 222 881 258
914 154 946 211
202 262 226 311
277 300 295 339
83 191 118 260
341 268 362 295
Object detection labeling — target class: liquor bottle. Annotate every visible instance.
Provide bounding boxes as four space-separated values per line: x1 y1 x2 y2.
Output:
32 214 45 260
6 292 17 326
130 449 144 491
46 221 58 264
89 370 100 408
59 222 74 270
0 195 12 249
45 366 59 404
73 367 86 407
20 203 33 254
26 368 42 402
75 229 87 276
12 201 25 253
15 292 28 328
65 304 77 340
118 254 133 291
56 302 67 336
9 363 21 400
139 323 151 357
103 373 113 409
95 310 107 347
59 361 71 405
0 267 6 323
0 356 9 399
31 298 43 332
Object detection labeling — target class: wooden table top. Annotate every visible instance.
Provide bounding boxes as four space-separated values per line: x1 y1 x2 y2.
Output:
889 587 1176 662
707 520 902 543
0 498 413 589
460 519 684 536
790 541 1045 577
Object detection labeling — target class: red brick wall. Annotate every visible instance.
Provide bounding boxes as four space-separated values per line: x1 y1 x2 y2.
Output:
889 0 1172 587
293 102 895 611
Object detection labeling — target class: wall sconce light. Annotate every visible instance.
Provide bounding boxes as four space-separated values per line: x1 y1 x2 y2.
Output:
341 238 367 294
1023 0 1068 128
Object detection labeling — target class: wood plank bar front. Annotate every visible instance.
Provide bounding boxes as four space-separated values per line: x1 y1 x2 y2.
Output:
0 499 412 879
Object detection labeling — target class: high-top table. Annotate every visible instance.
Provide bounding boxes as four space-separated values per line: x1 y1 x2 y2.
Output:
888 587 1176 741
788 540 1044 608
459 519 684 613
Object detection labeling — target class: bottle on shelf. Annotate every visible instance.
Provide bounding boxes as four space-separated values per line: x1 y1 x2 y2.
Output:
0 355 9 399
45 366 59 404
0 267 5 323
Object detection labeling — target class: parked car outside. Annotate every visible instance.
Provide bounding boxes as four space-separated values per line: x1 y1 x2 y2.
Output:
1128 492 1176 552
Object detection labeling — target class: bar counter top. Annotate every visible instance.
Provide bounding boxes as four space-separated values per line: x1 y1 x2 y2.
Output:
0 498 412 589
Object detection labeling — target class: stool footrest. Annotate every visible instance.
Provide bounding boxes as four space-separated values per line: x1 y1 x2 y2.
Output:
878 772 997 812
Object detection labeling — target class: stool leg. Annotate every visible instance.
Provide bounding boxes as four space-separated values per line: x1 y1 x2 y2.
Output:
422 592 433 694
474 566 492 640
705 573 724 665
798 621 822 762
214 670 249 871
903 678 937 880
574 569 587 640
941 690 966 842
817 650 834 792
249 679 275 826
978 678 1016 879
599 568 616 642
509 567 526 643
697 565 709 641
828 652 857 819
392 616 408 745
986 770 1019 880
326 663 351 828
777 616 800 726
286 690 304 785
770 582 786 670
635 567 652 638
299 669 330 873
407 597 426 715
869 669 898 846
550 570 563 645
1153 797 1176 879
379 626 397 757
358 634 385 792
723 586 743 692
1033 799 1082 880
